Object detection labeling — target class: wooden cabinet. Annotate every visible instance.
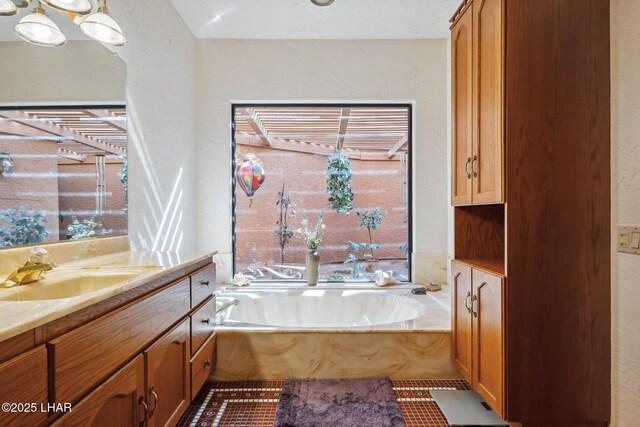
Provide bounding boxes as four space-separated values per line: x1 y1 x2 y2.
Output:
52 356 145 427
0 346 48 427
451 3 474 205
451 0 503 206
191 297 216 355
191 265 215 309
145 319 190 427
191 333 216 400
450 0 610 424
471 268 503 416
451 262 472 383
451 261 504 417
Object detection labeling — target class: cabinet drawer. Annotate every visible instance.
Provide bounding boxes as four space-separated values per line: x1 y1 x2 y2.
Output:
50 278 190 404
190 264 214 308
190 333 216 400
191 297 215 355
0 346 48 427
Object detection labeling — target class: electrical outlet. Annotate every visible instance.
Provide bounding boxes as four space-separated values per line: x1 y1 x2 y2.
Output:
618 226 640 255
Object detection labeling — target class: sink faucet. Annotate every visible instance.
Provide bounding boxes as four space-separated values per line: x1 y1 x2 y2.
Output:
1 247 55 288
216 298 239 313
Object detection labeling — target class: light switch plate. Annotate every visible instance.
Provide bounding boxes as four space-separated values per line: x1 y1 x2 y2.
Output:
618 226 640 255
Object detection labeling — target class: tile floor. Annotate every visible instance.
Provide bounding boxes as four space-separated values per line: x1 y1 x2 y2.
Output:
177 379 471 427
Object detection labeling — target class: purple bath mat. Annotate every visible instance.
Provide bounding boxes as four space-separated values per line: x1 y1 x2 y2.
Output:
274 378 406 427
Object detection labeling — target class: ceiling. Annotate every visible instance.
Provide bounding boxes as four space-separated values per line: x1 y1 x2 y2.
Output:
170 0 459 39
235 106 409 160
0 109 127 161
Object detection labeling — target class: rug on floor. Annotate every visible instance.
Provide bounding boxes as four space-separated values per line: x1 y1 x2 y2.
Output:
274 377 407 427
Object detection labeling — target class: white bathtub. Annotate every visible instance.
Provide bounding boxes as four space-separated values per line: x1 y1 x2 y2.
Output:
219 288 433 329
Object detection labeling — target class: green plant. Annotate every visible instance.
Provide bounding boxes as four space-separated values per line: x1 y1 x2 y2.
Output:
120 160 128 213
0 206 49 247
274 181 296 265
296 211 326 250
67 216 99 240
326 152 354 213
355 208 387 258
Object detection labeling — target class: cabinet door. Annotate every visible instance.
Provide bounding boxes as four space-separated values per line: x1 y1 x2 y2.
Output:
451 261 473 383
451 6 474 206
471 269 504 417
472 0 504 203
145 319 190 427
52 355 145 427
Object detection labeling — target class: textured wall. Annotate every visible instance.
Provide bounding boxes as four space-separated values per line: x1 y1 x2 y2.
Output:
108 0 198 251
196 39 448 283
611 1 640 424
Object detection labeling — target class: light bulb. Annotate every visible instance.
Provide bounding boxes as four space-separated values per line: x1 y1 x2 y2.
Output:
0 0 17 16
79 5 126 46
14 5 67 47
311 0 335 6
42 0 92 14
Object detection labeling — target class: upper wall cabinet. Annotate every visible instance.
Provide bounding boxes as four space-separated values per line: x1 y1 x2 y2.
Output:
451 0 504 206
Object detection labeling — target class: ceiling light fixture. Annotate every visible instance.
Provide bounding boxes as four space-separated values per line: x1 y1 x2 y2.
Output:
311 0 335 6
79 0 126 46
42 0 92 15
0 0 17 16
14 1 67 47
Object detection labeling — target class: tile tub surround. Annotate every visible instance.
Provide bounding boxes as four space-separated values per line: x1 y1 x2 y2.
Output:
0 238 215 341
212 285 459 380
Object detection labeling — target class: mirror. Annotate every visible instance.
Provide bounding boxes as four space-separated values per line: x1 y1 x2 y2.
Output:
0 12 126 248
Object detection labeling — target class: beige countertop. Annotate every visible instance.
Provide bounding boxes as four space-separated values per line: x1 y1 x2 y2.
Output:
0 248 215 343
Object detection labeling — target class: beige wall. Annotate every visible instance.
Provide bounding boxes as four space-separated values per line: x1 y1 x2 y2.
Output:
196 39 448 284
108 0 198 252
0 41 125 105
611 0 640 424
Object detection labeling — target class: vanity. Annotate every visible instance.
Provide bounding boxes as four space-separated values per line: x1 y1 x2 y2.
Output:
0 238 217 427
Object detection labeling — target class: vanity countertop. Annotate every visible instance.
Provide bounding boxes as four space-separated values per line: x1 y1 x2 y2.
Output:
0 249 215 343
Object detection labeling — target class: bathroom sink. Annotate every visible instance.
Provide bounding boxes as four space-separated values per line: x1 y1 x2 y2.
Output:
0 272 141 302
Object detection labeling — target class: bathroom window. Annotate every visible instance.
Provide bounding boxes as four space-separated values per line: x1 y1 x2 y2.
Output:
232 104 411 282
0 106 128 248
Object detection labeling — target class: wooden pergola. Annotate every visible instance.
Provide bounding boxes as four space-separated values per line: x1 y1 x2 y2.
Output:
235 106 409 161
0 108 127 163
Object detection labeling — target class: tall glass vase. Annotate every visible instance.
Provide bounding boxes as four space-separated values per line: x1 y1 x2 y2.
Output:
306 248 320 286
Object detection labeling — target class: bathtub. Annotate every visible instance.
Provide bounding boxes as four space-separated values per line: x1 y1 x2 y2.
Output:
222 290 428 329
212 285 461 381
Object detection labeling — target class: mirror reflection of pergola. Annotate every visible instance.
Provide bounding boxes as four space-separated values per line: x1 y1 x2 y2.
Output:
0 108 127 162
235 107 409 161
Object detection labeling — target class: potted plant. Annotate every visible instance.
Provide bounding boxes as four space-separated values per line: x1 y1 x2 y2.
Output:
326 152 354 214
347 208 387 273
296 212 326 286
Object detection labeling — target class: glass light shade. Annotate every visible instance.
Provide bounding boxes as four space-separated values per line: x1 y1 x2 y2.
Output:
79 7 126 46
42 0 92 14
311 0 335 5
0 0 17 16
14 7 67 47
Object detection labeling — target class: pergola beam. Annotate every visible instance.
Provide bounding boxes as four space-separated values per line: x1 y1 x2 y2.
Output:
238 108 272 146
83 109 127 132
388 135 408 158
336 108 351 151
0 111 124 155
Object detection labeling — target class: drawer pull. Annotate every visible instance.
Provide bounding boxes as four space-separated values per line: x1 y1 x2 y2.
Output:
465 157 472 179
203 317 211 324
204 359 211 367
149 386 159 418
472 294 479 318
464 291 472 314
201 280 211 286
138 397 148 427
472 155 478 178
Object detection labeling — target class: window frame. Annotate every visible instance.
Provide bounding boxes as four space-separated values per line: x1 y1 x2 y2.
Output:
231 102 413 283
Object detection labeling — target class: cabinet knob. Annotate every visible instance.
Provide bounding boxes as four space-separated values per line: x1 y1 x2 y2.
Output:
203 318 211 324
465 157 472 179
201 280 211 286
149 386 159 418
205 359 211 367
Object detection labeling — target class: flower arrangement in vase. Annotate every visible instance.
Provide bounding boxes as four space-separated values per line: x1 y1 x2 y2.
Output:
296 212 326 285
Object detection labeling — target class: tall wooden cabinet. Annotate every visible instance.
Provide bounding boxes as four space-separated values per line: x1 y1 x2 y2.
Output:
450 0 610 425
452 0 503 206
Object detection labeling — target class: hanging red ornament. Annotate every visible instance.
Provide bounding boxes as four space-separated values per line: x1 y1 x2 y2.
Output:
235 154 266 206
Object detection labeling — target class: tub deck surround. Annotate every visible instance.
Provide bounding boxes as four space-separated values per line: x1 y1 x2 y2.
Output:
0 239 216 342
213 285 459 380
